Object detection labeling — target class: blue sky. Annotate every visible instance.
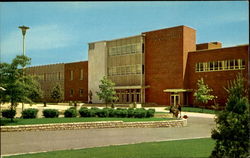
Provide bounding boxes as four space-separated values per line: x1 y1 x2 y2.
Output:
0 1 249 66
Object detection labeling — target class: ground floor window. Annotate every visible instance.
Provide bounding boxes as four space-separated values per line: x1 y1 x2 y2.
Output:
115 89 141 103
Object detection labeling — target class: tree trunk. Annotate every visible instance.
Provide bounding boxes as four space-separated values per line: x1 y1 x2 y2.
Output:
10 101 14 122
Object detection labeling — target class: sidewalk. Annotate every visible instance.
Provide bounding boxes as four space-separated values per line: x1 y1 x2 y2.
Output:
150 107 216 119
1 103 216 119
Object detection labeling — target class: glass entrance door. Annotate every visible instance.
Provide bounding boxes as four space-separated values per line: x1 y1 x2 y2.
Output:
170 94 180 107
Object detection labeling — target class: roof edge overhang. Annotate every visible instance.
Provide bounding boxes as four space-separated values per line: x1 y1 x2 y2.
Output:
114 85 150 90
163 89 193 93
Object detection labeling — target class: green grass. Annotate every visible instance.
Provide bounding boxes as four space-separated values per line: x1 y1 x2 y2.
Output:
163 107 216 114
4 138 215 158
181 107 216 114
0 117 173 126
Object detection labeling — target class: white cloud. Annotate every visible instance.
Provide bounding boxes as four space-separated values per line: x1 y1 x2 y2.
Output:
1 24 75 56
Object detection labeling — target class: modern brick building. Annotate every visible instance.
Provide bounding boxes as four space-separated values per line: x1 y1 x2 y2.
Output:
26 63 65 102
88 25 248 108
64 61 88 102
26 61 88 103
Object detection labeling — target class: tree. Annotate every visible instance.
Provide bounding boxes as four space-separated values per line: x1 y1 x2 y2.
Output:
96 76 118 108
210 74 249 158
50 84 63 103
193 78 216 110
0 55 42 121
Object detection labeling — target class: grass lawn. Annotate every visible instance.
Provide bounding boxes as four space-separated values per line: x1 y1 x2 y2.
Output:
4 138 215 158
181 107 216 114
162 107 216 114
0 117 173 126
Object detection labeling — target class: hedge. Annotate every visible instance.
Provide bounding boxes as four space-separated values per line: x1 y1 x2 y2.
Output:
78 107 155 118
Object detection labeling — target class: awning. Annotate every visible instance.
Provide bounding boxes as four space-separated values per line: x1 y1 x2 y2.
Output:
114 85 150 90
163 89 193 93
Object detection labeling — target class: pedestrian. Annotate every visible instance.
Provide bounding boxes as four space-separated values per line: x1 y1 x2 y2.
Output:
177 104 182 118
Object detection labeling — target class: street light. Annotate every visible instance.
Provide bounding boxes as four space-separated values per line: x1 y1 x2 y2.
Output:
18 25 30 112
18 25 30 56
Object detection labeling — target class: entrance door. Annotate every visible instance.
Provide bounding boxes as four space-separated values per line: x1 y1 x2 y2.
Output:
170 94 180 107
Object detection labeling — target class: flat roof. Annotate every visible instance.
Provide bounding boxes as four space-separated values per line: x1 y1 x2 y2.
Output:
189 44 249 53
88 34 141 44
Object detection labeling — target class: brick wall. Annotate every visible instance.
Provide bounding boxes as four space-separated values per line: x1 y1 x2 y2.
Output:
187 45 249 107
64 61 88 102
144 26 196 105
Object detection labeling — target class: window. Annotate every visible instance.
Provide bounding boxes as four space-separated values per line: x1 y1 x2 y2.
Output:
80 69 83 80
126 66 131 74
79 89 83 97
136 64 142 74
214 61 218 70
70 89 74 97
196 59 245 72
89 43 95 50
142 65 144 74
70 70 74 80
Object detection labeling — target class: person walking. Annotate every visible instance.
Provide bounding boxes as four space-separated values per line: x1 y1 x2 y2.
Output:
177 104 182 118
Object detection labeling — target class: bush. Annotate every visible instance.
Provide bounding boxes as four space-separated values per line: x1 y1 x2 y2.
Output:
127 108 135 118
114 108 128 118
22 108 39 119
43 109 59 118
107 108 115 117
146 109 155 118
1 109 16 119
96 108 110 117
79 107 91 117
64 108 77 118
89 107 99 117
134 108 147 118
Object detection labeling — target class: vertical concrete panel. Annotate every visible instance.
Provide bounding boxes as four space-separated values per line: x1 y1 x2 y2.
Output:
88 41 107 103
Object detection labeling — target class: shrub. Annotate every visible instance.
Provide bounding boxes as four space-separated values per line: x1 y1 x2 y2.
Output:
22 108 39 119
64 108 77 118
89 107 99 117
107 108 115 117
114 108 128 118
1 109 16 119
96 108 110 117
134 108 147 118
43 109 59 118
79 107 91 117
127 108 135 118
146 109 155 118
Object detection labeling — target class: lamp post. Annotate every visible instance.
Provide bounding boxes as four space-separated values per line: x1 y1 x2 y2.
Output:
19 25 30 56
18 25 30 112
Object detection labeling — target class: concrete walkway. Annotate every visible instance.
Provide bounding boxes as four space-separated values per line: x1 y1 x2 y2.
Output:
1 116 216 156
0 103 216 119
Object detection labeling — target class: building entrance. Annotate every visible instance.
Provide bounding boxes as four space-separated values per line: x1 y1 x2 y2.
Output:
170 93 180 107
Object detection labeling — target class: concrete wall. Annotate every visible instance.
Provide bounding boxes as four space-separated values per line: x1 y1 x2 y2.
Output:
88 41 107 103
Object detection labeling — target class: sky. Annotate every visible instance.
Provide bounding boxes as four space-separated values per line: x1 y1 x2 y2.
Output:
0 1 249 66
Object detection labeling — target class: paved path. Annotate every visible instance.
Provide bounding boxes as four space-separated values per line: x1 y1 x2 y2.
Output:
1 116 216 156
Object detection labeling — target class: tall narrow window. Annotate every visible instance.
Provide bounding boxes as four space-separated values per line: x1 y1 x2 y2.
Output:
79 89 83 97
142 65 144 74
80 69 83 80
70 89 74 97
58 72 61 80
70 70 74 80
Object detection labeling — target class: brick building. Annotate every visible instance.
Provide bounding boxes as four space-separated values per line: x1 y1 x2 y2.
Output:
64 61 88 102
26 63 65 102
26 61 88 103
88 25 248 108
